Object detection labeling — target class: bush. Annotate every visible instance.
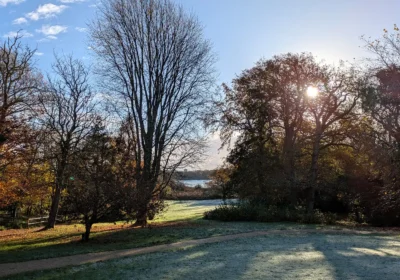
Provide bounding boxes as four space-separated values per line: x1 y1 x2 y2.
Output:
299 209 325 224
204 204 257 221
5 219 26 229
323 212 339 225
204 202 339 225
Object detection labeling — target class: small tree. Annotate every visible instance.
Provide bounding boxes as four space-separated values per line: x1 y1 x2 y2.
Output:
207 165 233 203
38 55 97 229
65 124 123 241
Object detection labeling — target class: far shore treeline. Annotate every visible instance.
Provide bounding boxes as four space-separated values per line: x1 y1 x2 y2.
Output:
175 170 213 180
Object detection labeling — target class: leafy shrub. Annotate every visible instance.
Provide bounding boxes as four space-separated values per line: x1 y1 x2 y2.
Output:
323 212 338 225
205 202 338 225
299 209 325 224
5 219 26 229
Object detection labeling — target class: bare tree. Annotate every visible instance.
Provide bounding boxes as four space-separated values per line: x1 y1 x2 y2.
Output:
0 33 40 170
89 0 215 226
38 54 97 228
361 24 400 69
362 26 400 144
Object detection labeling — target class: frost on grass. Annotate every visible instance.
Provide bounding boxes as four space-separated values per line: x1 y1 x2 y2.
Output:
19 233 400 280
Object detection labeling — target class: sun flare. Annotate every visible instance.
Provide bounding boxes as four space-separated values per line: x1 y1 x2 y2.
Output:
306 86 319 98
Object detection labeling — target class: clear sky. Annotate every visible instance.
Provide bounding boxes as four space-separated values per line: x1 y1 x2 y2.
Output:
1 0 399 169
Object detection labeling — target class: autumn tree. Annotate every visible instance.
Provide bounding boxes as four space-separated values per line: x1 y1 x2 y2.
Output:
0 33 44 214
266 53 327 204
360 26 400 223
207 165 234 203
89 0 215 226
304 64 360 213
212 53 329 205
215 62 282 203
0 33 39 147
0 34 39 172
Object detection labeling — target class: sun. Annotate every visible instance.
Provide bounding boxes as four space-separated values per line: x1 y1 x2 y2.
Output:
306 86 319 98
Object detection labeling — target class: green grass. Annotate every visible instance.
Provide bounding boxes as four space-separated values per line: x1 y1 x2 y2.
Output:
8 233 400 280
153 200 219 222
0 200 315 264
2 200 399 280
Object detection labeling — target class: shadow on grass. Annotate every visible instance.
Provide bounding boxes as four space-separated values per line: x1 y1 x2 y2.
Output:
176 199 236 207
318 234 400 279
10 231 400 280
0 220 316 264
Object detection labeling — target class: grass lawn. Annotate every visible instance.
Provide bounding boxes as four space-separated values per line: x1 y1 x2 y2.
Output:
8 232 400 280
0 200 313 264
2 200 399 280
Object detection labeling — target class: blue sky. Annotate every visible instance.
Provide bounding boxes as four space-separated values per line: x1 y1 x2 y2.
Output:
1 0 94 67
1 0 399 168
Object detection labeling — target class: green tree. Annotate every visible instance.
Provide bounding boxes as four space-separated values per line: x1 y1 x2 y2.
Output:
304 64 360 213
65 124 123 241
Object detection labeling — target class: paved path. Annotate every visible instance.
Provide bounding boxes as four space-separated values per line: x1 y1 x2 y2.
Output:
0 228 384 277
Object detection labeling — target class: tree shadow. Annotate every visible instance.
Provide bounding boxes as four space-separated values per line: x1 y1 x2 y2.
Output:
69 231 399 280
3 221 400 280
316 233 400 279
3 229 400 279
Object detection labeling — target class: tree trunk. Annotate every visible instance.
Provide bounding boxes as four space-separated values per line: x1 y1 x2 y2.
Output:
47 155 68 229
12 204 18 218
47 185 61 228
283 126 297 206
82 220 92 242
222 190 227 204
306 187 316 214
134 206 148 227
133 176 156 227
307 133 321 214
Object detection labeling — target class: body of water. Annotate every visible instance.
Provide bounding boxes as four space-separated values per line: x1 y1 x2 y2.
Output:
180 179 210 188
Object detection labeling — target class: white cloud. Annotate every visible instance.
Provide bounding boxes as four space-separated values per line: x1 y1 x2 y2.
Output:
88 2 99 8
3 30 33 38
36 25 67 42
37 35 58 42
75 27 87 32
0 0 25 7
59 0 85 3
12 17 27 24
26 4 67 21
35 52 44 56
36 25 68 36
